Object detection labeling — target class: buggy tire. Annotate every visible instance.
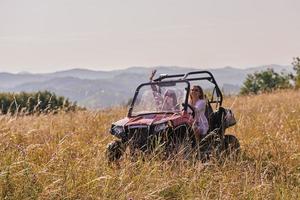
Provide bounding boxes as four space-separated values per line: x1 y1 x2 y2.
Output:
224 134 240 159
106 140 125 162
197 131 222 161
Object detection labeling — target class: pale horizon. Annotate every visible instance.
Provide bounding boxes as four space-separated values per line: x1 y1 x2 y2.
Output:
1 0 299 73
0 63 294 74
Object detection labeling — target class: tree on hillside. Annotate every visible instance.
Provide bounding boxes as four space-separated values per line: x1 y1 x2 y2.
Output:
292 57 300 88
240 68 291 95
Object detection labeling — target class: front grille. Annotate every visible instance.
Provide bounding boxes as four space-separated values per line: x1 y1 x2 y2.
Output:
128 126 150 150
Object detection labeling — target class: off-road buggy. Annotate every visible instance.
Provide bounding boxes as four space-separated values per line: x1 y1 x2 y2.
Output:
106 71 240 161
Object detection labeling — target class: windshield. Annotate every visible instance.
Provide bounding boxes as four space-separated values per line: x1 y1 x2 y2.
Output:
131 81 189 116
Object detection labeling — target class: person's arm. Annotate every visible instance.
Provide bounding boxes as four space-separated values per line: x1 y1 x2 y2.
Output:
196 100 206 112
149 70 163 105
149 69 158 92
194 100 206 116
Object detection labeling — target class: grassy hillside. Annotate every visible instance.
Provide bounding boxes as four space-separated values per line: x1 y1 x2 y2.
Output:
0 90 299 199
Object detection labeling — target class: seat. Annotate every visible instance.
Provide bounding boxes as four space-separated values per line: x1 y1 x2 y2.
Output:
208 107 226 134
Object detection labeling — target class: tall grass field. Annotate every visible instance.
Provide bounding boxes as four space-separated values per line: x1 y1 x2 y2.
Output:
0 90 299 199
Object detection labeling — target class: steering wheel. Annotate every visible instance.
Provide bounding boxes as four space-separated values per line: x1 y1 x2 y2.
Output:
182 103 195 118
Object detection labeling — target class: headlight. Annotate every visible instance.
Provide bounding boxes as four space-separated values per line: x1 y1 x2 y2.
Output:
111 125 125 138
154 123 167 132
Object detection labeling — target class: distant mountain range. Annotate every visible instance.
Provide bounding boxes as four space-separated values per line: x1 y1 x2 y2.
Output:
0 65 293 108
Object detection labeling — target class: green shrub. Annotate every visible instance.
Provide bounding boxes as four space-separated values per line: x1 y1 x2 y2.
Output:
240 68 291 95
0 91 78 115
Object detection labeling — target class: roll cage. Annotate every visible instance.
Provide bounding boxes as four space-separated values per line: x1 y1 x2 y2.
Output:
127 71 223 117
153 70 223 107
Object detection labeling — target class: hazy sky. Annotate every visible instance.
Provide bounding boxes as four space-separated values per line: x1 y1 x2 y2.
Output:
0 0 299 73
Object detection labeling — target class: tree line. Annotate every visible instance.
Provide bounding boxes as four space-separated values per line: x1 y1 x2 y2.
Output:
0 91 78 115
240 57 300 95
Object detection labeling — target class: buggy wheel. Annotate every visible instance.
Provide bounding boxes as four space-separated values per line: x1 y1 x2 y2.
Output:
224 134 240 159
198 131 222 161
106 140 125 162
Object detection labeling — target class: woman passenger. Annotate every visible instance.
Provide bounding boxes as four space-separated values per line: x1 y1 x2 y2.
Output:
189 85 209 141
149 70 179 111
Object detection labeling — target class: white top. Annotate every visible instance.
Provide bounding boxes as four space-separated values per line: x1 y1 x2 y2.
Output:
194 99 209 134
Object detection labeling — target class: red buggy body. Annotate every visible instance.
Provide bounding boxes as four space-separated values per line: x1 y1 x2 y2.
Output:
107 71 240 161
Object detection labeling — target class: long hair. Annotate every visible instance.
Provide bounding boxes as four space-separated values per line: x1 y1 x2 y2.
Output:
195 85 204 99
164 89 177 105
163 89 179 110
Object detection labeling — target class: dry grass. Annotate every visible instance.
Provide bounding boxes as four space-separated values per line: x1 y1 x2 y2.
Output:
0 90 299 199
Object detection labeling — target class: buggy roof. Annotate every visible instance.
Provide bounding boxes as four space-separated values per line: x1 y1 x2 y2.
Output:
154 70 223 105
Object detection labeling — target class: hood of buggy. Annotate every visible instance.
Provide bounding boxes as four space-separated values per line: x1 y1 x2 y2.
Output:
112 112 191 128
